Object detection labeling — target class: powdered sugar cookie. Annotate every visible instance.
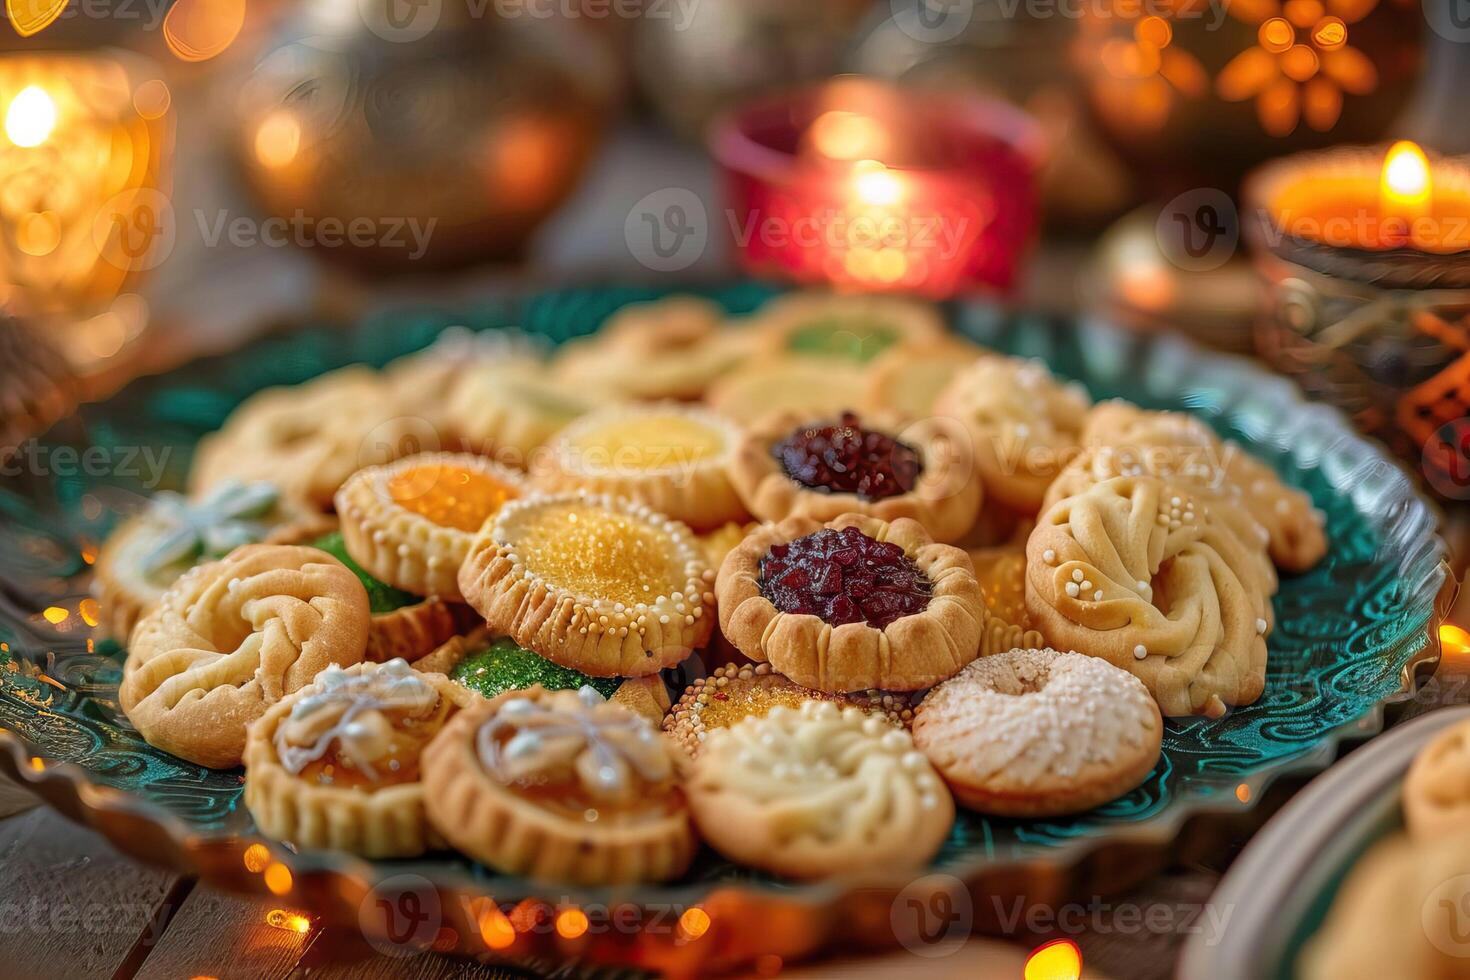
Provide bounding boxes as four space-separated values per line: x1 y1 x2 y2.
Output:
913 648 1162 816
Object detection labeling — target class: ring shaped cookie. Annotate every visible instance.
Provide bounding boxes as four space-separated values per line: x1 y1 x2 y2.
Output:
336 451 528 602
729 410 983 543
716 514 987 693
243 659 476 857
421 685 696 885
687 700 954 880
120 544 370 768
933 354 1092 514
535 403 748 531
457 492 715 677
913 648 1163 817
1025 475 1274 717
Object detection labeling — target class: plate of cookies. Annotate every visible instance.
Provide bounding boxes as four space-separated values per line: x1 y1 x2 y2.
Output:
0 285 1450 972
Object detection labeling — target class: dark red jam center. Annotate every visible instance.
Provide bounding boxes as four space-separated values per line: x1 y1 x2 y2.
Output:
772 412 922 501
758 526 932 629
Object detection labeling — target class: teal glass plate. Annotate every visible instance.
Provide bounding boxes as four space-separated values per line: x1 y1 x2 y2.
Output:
0 285 1450 971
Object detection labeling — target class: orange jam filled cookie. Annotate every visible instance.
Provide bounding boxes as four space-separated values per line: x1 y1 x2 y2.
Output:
121 544 369 768
244 659 475 857
458 493 715 677
716 514 987 693
421 685 695 885
730 410 982 542
687 700 953 880
537 403 747 531
336 451 526 602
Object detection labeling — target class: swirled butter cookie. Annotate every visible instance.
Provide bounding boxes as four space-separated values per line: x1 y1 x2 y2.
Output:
121 544 370 768
729 410 982 543
336 451 526 601
1025 475 1274 717
421 684 695 885
458 492 715 677
243 659 475 857
913 649 1162 816
687 700 953 879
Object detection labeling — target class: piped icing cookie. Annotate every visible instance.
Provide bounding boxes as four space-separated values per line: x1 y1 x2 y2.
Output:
121 544 369 768
421 684 696 885
912 648 1162 817
457 492 715 677
243 659 475 857
414 628 671 726
704 357 871 424
932 354 1093 513
551 295 754 401
93 481 331 641
445 360 613 468
535 403 747 531
744 292 947 364
715 514 987 693
190 365 422 511
1025 475 1275 717
687 700 953 880
336 451 526 602
310 532 465 663
729 410 982 543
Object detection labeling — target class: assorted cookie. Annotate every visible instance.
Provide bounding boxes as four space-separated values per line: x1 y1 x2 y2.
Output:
92 290 1337 887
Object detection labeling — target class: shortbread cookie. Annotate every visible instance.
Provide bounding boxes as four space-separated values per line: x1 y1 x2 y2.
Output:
384 327 548 440
864 337 987 417
336 451 526 601
705 356 871 424
729 410 982 543
421 685 695 885
1403 717 1470 842
93 481 331 641
551 296 753 401
933 355 1092 513
243 659 475 857
310 532 466 663
121 544 369 768
1053 401 1326 572
745 292 947 363
913 649 1162 816
968 543 1045 651
190 366 422 511
414 627 670 725
535 403 747 531
1025 475 1275 717
445 360 614 468
716 514 987 693
458 492 715 677
687 700 953 879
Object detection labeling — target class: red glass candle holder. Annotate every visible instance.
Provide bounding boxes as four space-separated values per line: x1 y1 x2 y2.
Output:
709 77 1045 299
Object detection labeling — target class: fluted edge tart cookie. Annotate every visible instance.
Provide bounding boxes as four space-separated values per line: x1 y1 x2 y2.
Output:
458 492 715 677
535 402 747 531
121 544 369 768
913 649 1162 817
421 684 696 885
336 451 526 602
687 700 953 880
744 291 947 364
244 659 476 857
729 410 982 543
716 514 986 693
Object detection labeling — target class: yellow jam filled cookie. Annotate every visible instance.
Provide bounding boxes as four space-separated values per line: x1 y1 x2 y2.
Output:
421 684 696 885
537 403 747 531
244 659 476 857
121 544 369 768
729 410 983 543
336 452 527 603
458 492 715 677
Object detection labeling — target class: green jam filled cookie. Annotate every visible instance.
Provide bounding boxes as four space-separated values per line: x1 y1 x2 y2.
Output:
312 531 418 614
785 318 899 362
450 637 621 701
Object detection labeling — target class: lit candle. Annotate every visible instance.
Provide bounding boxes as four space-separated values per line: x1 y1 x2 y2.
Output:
711 78 1044 299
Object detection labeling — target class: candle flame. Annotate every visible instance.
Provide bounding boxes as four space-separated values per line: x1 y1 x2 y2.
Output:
1025 938 1083 980
854 161 902 207
1382 140 1431 211
5 85 56 148
1443 623 1470 658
